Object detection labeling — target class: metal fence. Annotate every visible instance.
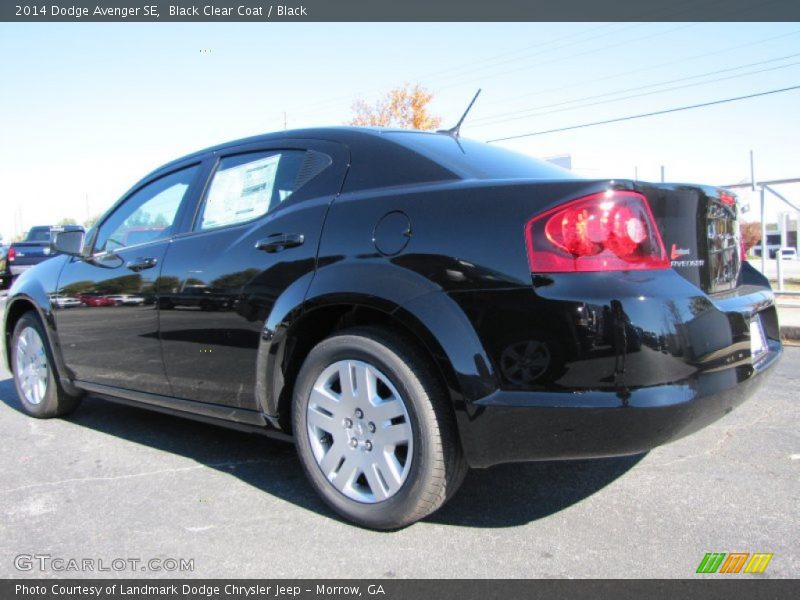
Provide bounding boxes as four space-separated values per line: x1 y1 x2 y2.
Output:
725 177 800 296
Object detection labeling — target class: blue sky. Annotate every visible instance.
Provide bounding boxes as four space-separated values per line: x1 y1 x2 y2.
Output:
1 22 799 240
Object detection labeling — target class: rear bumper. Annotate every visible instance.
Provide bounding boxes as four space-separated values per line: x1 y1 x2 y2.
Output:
460 343 780 467
448 268 783 468
8 254 53 276
9 265 33 276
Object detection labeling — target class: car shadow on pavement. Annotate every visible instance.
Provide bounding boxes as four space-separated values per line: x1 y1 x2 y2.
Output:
430 453 645 527
0 376 645 529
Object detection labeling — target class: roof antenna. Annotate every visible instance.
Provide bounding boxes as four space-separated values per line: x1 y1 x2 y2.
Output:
439 88 481 138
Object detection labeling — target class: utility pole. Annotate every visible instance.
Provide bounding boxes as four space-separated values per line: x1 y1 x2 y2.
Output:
634 166 638 181
750 149 755 191
660 165 665 183
283 112 287 130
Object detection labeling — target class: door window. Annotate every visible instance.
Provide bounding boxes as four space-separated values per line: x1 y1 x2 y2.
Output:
94 165 199 254
197 150 307 231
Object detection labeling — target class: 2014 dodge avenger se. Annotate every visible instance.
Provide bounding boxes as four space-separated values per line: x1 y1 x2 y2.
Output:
2 128 781 528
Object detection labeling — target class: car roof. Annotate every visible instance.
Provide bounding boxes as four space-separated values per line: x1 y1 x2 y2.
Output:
140 126 575 195
165 127 436 166
147 127 460 193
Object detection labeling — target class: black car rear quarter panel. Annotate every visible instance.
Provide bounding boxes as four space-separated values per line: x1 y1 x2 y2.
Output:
313 178 781 468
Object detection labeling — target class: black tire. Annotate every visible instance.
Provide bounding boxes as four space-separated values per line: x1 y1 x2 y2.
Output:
292 326 466 529
10 312 82 418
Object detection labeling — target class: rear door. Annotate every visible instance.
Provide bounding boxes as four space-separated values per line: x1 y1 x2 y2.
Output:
55 162 206 394
158 139 348 409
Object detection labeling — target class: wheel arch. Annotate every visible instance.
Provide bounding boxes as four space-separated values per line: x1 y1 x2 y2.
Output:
256 287 499 435
4 292 49 367
4 291 80 396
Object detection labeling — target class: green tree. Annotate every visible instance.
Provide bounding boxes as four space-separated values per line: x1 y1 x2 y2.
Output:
61 280 97 296
212 268 260 290
94 274 142 295
125 210 152 228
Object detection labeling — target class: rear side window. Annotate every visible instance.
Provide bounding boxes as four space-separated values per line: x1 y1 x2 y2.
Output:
197 150 307 231
384 132 577 180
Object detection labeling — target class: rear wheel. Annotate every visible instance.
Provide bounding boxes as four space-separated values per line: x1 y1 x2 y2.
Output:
292 326 466 529
11 312 82 418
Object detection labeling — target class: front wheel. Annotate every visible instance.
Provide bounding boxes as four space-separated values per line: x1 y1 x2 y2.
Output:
11 312 82 418
292 326 467 529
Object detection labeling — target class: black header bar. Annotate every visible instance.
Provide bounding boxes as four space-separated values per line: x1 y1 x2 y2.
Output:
3 0 800 22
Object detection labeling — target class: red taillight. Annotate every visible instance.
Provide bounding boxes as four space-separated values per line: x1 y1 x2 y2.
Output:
7 247 16 262
740 238 747 261
526 190 669 273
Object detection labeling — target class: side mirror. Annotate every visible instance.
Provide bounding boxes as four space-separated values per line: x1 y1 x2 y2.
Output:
52 228 86 257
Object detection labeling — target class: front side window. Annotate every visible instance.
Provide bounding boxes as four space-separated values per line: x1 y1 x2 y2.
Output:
94 165 199 254
197 150 306 231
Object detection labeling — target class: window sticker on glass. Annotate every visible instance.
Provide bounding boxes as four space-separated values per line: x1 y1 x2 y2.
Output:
201 154 281 229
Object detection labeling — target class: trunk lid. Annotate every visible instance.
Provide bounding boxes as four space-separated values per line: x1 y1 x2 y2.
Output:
636 183 741 294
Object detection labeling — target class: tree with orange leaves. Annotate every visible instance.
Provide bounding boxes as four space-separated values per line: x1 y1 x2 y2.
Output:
740 221 762 254
348 84 442 130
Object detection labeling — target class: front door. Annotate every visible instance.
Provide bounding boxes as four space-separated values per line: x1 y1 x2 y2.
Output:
55 163 202 395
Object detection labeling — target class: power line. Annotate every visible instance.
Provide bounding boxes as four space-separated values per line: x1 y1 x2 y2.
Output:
286 23 698 126
469 49 800 124
428 23 699 91
427 23 656 87
278 23 653 124
471 56 800 128
415 23 628 82
426 0 735 91
487 84 800 142
468 28 800 111
264 23 798 129
281 16 706 124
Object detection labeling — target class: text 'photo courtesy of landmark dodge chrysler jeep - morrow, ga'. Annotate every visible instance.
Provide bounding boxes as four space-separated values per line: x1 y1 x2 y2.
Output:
3 128 782 529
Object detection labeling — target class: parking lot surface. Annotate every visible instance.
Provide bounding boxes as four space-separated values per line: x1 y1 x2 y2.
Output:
0 298 797 578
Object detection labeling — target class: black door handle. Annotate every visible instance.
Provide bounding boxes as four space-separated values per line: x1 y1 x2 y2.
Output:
126 257 158 272
255 233 305 253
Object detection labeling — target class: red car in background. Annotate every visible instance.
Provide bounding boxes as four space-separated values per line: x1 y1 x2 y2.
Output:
78 294 116 307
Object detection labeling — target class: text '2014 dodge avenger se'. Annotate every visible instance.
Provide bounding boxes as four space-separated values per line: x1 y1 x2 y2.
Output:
3 128 781 529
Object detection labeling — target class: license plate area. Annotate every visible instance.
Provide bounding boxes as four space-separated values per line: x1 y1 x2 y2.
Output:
750 315 768 361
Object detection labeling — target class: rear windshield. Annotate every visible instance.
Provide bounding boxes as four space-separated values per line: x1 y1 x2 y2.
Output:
384 132 577 181
25 228 52 242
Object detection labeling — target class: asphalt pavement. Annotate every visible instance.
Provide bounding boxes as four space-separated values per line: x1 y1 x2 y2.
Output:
0 297 797 579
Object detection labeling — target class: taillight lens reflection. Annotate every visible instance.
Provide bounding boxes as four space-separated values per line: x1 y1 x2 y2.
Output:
526 190 669 272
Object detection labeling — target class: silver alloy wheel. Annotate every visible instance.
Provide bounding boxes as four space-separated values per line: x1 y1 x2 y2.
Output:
14 326 49 406
306 359 413 503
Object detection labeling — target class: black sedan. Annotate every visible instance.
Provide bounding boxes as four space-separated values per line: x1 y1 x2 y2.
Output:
2 128 781 529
